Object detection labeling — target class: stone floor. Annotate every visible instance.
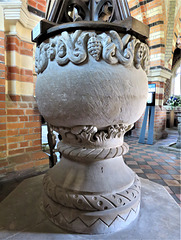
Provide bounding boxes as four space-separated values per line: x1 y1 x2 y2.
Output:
124 128 181 206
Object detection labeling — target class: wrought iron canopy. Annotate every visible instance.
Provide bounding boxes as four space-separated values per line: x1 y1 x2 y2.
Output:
46 0 131 24
32 0 149 44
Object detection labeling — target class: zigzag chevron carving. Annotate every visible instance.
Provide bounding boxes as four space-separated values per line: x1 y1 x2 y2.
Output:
44 198 140 229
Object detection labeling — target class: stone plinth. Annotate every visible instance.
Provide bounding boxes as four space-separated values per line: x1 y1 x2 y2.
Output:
0 175 180 240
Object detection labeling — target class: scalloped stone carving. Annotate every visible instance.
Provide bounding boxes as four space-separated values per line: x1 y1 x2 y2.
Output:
35 30 149 74
44 174 141 212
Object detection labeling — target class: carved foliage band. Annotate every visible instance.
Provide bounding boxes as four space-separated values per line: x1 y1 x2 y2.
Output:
35 30 150 74
52 124 133 144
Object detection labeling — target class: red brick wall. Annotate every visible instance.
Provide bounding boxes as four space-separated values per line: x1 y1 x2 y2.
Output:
28 0 46 13
6 35 34 83
0 104 48 175
0 31 49 177
6 96 41 155
154 106 167 139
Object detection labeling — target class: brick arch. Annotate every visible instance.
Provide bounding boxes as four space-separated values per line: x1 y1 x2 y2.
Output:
163 0 181 102
171 4 181 61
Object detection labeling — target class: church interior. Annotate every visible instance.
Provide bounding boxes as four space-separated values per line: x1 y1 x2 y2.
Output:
0 0 180 239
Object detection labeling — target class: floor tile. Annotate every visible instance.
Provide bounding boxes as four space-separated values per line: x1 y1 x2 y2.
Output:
137 161 147 165
166 169 179 175
148 162 159 166
123 130 180 204
133 169 144 174
143 169 156 174
154 169 167 174
127 165 139 169
163 180 180 186
164 159 175 163
175 194 181 201
161 156 172 160
164 186 173 194
139 165 152 169
169 162 181 166
151 179 166 185
172 166 181 170
159 162 170 166
126 161 138 165
170 156 178 159
160 174 174 180
130 153 140 156
154 158 165 162
162 165 175 170
145 174 161 180
151 165 163 170
141 155 152 159
135 158 146 161
172 175 181 180
137 173 147 179
171 194 180 204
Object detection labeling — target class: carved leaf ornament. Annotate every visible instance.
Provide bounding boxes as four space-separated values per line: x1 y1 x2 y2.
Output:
35 30 149 74
52 124 133 144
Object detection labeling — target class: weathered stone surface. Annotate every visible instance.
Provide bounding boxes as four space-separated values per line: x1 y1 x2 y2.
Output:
35 30 149 128
35 29 149 233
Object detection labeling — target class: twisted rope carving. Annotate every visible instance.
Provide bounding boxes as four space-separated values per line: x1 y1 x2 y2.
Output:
57 141 129 162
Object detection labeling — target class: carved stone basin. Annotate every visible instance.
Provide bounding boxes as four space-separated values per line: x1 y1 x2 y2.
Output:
35 30 149 129
35 24 149 234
